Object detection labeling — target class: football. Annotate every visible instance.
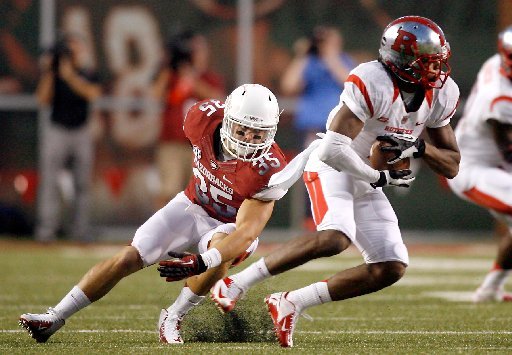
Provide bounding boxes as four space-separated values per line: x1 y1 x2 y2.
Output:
369 140 410 171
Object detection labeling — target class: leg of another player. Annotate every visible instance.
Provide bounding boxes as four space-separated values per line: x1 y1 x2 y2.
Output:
280 260 406 315
263 234 406 348
227 229 351 293
475 221 512 301
494 221 512 269
165 232 233 315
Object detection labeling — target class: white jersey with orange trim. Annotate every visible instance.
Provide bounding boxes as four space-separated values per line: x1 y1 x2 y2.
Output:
453 54 512 169
319 60 460 164
302 60 459 265
447 55 512 227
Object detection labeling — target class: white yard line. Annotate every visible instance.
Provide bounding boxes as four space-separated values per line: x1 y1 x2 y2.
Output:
4 329 512 335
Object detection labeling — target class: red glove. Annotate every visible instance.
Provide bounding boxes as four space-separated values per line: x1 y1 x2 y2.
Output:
157 251 207 282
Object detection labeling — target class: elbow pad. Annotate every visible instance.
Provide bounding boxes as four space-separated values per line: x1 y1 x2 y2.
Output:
317 130 380 184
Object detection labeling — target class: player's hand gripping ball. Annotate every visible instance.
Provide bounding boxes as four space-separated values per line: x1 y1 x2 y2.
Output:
369 140 410 171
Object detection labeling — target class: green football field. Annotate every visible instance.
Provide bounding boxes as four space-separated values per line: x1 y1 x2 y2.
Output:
2 238 512 354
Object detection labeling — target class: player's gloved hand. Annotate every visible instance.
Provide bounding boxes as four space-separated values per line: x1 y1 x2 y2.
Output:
371 169 415 188
157 251 207 282
376 133 426 164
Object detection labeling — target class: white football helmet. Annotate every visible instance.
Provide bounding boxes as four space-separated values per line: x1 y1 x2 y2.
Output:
379 16 451 89
498 25 512 79
220 84 280 162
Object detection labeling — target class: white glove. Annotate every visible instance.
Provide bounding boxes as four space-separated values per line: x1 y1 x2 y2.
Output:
376 133 426 164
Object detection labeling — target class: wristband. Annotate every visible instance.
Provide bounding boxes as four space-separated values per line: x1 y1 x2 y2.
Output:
200 248 222 269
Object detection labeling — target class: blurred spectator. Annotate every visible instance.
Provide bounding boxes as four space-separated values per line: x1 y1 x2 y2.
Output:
281 26 357 147
0 0 39 93
35 32 101 243
152 30 225 208
280 26 357 228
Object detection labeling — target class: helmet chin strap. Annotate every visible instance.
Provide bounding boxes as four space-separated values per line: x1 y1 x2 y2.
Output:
219 140 237 161
381 61 422 93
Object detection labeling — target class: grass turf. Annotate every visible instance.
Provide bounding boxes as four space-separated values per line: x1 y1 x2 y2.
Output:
1 238 511 354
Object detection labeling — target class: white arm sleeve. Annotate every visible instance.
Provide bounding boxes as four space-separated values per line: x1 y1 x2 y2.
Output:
317 130 381 183
254 138 324 201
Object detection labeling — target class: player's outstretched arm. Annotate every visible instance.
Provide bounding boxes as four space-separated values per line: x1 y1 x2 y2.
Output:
423 125 460 179
158 199 275 281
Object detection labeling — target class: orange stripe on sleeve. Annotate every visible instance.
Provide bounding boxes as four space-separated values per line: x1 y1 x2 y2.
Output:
303 171 328 225
346 74 374 116
490 96 512 111
463 187 512 215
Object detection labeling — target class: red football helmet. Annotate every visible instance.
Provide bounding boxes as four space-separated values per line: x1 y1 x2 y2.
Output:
498 25 512 79
379 16 451 89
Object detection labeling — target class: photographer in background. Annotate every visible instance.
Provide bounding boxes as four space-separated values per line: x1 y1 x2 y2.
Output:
152 30 224 208
280 26 356 229
281 26 357 147
35 32 101 243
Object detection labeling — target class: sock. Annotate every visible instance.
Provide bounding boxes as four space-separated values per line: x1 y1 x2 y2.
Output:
480 268 511 290
167 286 205 316
231 257 271 291
53 286 92 320
286 281 332 313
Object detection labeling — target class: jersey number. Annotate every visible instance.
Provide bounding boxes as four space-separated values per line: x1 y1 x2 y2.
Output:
254 152 281 175
192 167 236 219
198 99 225 116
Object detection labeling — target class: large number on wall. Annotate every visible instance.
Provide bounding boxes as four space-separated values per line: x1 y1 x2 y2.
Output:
104 6 162 148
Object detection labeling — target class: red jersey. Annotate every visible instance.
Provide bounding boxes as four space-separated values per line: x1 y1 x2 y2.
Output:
183 99 287 223
160 71 224 143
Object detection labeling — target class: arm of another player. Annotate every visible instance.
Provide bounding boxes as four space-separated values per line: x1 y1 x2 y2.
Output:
423 124 460 179
158 198 275 281
317 104 413 187
488 119 512 163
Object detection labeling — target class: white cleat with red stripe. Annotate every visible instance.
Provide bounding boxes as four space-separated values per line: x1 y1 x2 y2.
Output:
210 277 244 313
19 308 65 343
158 309 184 344
472 287 512 303
264 292 299 348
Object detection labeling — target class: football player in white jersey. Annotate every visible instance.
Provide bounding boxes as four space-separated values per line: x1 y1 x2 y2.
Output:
447 25 512 303
210 16 461 347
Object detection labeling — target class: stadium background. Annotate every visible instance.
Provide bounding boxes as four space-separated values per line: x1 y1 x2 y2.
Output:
1 0 510 238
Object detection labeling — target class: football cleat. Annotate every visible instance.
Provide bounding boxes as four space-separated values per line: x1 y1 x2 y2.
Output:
158 309 184 344
210 277 244 313
19 308 65 343
265 292 299 348
472 287 512 303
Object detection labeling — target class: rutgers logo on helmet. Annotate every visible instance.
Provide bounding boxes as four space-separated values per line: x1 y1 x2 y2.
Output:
498 25 512 79
220 84 280 162
379 16 451 89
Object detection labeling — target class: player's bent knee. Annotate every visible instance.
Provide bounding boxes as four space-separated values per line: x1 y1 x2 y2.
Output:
314 230 351 257
369 261 407 286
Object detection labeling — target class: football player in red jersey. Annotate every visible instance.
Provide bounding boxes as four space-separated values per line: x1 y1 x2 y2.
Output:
19 84 290 344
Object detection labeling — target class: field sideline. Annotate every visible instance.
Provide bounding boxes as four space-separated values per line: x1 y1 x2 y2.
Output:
1 237 512 354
